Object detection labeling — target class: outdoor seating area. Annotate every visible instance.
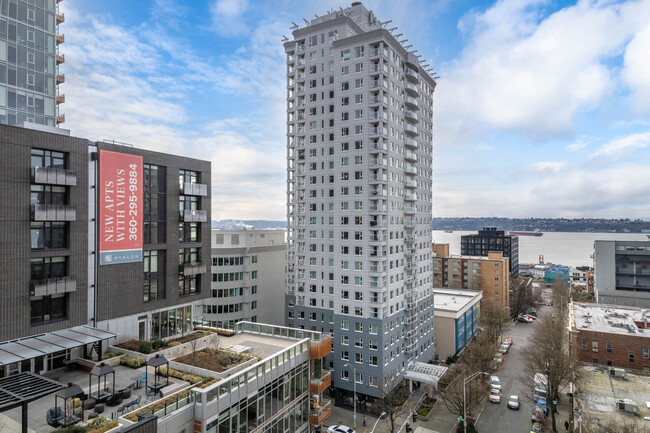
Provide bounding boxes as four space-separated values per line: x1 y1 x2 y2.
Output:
0 363 177 431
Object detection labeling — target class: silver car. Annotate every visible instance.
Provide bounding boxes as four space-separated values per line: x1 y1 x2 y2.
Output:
507 395 520 410
489 389 502 404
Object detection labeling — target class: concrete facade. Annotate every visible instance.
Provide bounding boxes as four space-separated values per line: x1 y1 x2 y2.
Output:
594 240 650 307
200 229 286 328
284 3 437 401
432 288 482 360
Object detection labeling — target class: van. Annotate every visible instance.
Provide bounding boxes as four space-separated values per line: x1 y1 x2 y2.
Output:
610 367 627 379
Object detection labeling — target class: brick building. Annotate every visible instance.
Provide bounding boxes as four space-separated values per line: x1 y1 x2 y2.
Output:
569 302 650 371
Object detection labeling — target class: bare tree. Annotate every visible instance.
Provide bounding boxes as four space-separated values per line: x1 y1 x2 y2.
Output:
461 334 497 374
510 277 535 319
479 299 510 343
372 375 411 433
433 366 488 423
522 303 574 432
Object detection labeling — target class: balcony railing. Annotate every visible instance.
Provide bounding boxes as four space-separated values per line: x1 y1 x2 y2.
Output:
310 335 332 359
404 137 418 148
404 207 416 215
405 123 418 135
181 182 208 196
310 399 332 425
182 262 206 276
181 209 207 222
32 166 76 186
30 276 76 296
56 54 65 65
404 165 417 175
310 370 332 394
405 180 417 188
31 204 76 221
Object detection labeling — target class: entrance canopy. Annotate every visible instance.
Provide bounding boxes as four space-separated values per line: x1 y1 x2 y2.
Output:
0 325 117 366
403 362 448 389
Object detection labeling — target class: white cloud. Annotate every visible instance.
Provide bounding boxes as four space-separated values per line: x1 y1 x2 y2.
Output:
210 0 250 37
530 162 567 172
566 142 586 151
623 25 650 114
436 0 650 143
590 131 650 158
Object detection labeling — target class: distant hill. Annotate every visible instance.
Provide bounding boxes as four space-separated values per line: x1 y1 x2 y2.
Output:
212 220 286 230
432 217 650 233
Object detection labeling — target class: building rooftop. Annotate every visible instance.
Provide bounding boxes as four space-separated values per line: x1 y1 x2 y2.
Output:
438 254 507 261
571 302 650 336
221 332 296 362
433 288 482 313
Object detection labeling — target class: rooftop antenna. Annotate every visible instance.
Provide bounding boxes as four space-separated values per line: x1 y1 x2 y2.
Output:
303 18 309 25
282 35 289 42
315 14 319 18
404 45 413 49
394 33 403 38
399 39 408 44
415 54 422 58
290 22 299 29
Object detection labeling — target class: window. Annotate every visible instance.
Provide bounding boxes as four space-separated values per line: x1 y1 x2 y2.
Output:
31 148 65 169
630 353 635 363
179 248 200 296
31 256 66 281
582 339 587 351
341 320 349 330
354 46 364 58
341 335 349 345
644 347 649 359
606 342 612 353
355 353 363 363
341 352 349 362
354 337 363 347
144 164 167 244
369 376 378 387
31 293 67 326
144 250 164 302
31 222 66 249
179 222 199 242
592 341 598 352
355 372 363 383
252 301 257 309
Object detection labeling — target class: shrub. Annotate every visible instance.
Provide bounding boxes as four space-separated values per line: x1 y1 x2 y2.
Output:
117 339 142 352
101 351 120 360
86 417 119 433
168 341 181 347
152 339 168 350
120 355 145 368
139 341 153 354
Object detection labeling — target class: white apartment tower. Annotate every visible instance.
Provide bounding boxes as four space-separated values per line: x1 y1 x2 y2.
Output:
285 2 437 402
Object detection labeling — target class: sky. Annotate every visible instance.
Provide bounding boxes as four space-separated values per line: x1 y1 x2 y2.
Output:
59 0 650 221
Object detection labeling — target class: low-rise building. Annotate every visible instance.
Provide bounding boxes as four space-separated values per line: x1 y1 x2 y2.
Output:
199 230 286 329
432 251 509 309
433 288 482 360
569 302 650 371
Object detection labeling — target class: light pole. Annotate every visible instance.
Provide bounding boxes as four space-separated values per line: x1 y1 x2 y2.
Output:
344 363 357 429
463 372 490 433
371 411 386 433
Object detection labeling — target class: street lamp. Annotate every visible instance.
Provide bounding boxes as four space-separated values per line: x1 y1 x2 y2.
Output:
371 411 386 433
344 363 357 429
463 372 490 433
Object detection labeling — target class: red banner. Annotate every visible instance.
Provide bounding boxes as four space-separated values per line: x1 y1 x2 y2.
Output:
99 150 143 265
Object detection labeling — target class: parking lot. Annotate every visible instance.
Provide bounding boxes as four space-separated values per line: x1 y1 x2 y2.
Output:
476 307 554 433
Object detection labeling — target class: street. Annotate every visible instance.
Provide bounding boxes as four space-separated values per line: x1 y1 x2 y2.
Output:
476 311 541 433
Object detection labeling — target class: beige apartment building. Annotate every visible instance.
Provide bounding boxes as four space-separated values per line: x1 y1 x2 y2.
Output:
432 247 510 309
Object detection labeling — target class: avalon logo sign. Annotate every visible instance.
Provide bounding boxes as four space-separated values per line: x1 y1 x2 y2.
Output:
98 150 143 265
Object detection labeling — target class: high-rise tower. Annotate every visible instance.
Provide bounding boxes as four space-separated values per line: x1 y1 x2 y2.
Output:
285 3 437 402
0 0 65 127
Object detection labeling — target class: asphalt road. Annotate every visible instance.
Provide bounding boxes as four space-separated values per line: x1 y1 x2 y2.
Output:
476 311 543 433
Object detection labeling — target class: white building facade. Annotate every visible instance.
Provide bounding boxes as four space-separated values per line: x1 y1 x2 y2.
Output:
284 3 437 401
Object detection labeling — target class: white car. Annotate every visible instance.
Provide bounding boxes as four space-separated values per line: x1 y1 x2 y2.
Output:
489 388 502 403
490 375 502 390
328 425 356 433
499 343 510 353
507 395 520 410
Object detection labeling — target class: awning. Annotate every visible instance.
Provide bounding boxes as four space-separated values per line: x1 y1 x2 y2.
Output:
0 325 117 366
403 362 448 389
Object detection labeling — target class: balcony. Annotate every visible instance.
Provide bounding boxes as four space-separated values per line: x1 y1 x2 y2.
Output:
31 204 76 221
404 137 418 149
405 124 418 136
181 209 207 222
182 262 206 276
405 179 417 189
405 110 418 123
181 182 208 196
310 335 332 359
404 207 416 215
404 165 417 175
405 96 418 110
32 166 76 186
30 276 76 297
310 371 332 394
406 67 418 83
404 221 416 229
404 151 417 162
56 54 65 65
370 142 387 153
370 158 385 169
369 174 387 184
56 13 65 24
56 34 64 44
56 94 65 104
405 81 419 96
369 205 386 214
310 399 332 425
56 114 65 124
404 193 416 201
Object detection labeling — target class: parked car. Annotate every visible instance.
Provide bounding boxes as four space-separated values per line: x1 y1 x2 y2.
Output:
532 407 546 423
507 395 520 410
499 343 509 353
536 398 548 415
517 315 533 323
490 375 502 390
328 426 356 433
530 422 542 433
489 389 502 404
504 337 513 346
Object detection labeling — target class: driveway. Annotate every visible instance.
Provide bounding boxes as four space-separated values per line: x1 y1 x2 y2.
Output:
475 312 541 433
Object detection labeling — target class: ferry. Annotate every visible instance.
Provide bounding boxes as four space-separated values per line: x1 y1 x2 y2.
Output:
444 230 453 233
508 230 543 237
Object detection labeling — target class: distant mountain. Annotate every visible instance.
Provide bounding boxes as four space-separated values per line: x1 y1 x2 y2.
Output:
432 217 650 233
212 220 286 230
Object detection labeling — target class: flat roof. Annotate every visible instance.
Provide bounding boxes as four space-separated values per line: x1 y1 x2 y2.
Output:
0 325 117 366
572 302 650 337
222 332 296 362
403 362 448 388
433 288 482 313
435 254 507 262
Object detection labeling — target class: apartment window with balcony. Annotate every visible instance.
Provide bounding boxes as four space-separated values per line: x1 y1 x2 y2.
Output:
179 247 200 296
31 221 66 249
179 195 199 219
179 222 199 242
30 184 66 207
144 250 164 301
31 149 65 170
31 293 67 326
31 256 66 281
178 169 199 190
144 164 166 244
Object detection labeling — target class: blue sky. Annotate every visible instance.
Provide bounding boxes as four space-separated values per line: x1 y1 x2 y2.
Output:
59 0 650 220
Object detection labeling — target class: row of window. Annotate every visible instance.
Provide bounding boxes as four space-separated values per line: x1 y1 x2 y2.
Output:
582 339 650 360
202 302 257 315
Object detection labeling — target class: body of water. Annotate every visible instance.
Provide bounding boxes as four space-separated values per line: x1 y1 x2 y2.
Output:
432 230 649 268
